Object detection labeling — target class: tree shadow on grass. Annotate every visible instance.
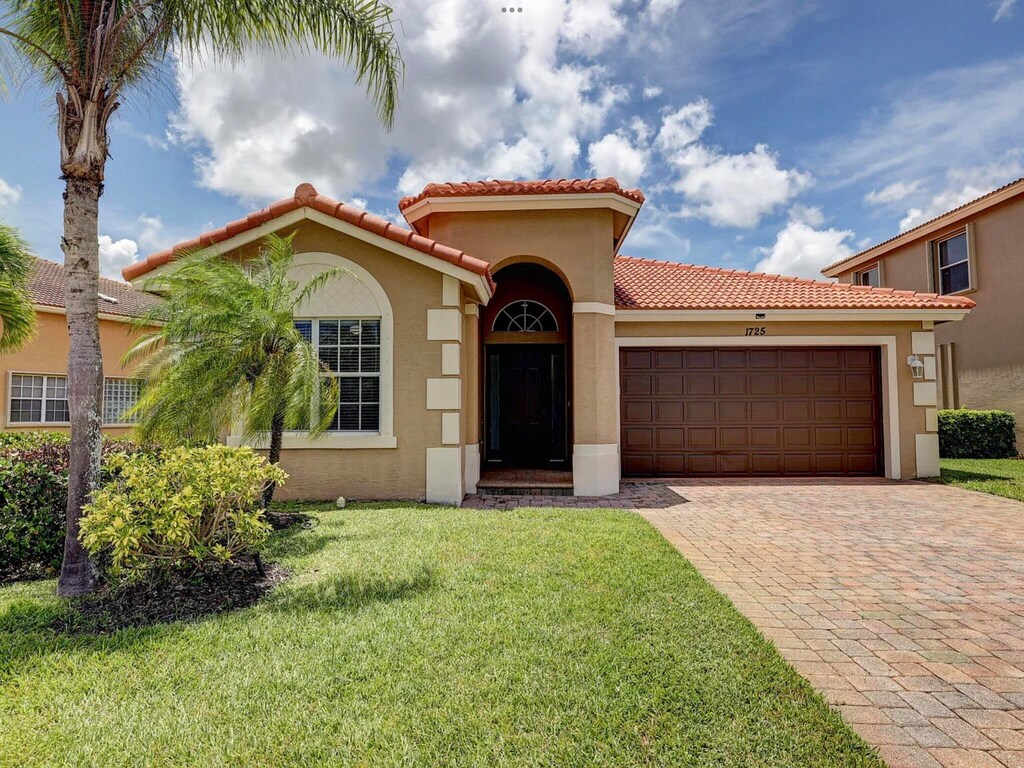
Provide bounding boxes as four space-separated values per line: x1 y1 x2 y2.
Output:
941 467 1017 483
267 565 437 613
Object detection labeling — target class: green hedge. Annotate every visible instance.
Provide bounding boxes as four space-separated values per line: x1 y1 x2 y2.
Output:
0 432 152 579
938 409 1018 459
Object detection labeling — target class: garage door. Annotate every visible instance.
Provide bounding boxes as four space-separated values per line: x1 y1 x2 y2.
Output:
620 346 882 477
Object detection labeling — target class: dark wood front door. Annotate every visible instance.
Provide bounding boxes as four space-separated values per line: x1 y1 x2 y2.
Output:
486 345 568 468
620 346 883 477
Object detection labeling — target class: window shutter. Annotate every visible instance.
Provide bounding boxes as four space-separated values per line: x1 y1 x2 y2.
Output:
965 221 978 291
925 240 936 292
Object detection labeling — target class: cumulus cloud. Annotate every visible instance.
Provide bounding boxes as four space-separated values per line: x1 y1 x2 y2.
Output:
655 99 713 151
588 131 648 186
754 207 854 279
98 235 139 279
172 0 632 202
670 143 812 228
642 85 663 100
0 177 22 207
864 180 922 206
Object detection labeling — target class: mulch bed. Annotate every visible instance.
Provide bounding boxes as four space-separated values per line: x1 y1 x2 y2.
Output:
52 556 290 634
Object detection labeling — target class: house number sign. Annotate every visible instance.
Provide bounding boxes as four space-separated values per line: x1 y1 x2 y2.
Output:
744 326 767 336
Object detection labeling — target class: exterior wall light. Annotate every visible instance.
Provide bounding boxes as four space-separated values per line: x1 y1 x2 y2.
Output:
907 354 926 379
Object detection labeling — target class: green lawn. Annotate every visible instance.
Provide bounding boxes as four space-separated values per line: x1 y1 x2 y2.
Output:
936 457 1024 502
0 504 881 767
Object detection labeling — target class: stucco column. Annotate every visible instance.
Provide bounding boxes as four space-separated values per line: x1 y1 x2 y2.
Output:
463 304 481 493
571 305 619 495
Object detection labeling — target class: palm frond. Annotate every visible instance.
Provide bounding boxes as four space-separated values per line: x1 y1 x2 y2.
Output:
0 223 37 352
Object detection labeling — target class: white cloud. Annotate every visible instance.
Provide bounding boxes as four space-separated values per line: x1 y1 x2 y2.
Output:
994 0 1017 20
0 177 22 207
823 58 1024 188
642 85 663 100
587 131 648 187
754 207 855 279
98 235 139 279
655 98 713 151
172 0 633 202
670 143 812 228
864 180 922 206
897 153 1024 231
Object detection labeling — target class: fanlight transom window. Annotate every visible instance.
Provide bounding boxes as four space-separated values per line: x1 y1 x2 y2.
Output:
492 300 558 333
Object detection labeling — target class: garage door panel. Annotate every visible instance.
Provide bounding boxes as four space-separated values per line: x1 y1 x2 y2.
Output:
620 346 882 477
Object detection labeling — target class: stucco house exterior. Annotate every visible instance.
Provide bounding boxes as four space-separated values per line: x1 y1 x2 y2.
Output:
1 257 154 436
822 177 1023 447
117 178 973 505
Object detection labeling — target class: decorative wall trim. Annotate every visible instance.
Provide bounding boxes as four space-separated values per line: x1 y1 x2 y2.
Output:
441 343 460 375
572 302 616 316
464 443 481 494
911 331 936 355
427 308 463 341
228 433 397 450
426 378 461 410
615 308 970 323
572 443 620 496
441 413 460 445
426 446 463 504
913 381 938 407
916 433 940 478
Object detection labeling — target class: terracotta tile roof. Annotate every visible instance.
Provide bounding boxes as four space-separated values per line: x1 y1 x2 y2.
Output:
397 177 645 211
122 183 496 290
614 255 976 311
822 176 1024 274
28 257 159 318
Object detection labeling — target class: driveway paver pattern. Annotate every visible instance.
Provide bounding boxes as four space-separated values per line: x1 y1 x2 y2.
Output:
468 478 1024 768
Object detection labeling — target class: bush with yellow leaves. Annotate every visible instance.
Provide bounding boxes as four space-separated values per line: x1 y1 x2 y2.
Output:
79 444 286 578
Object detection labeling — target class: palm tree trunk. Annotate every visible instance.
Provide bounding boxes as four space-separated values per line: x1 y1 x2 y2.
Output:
261 406 287 508
57 176 103 597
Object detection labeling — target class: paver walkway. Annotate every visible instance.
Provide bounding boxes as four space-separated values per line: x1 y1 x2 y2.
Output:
467 478 1024 768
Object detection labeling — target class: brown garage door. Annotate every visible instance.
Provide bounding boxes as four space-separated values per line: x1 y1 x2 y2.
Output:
620 347 882 477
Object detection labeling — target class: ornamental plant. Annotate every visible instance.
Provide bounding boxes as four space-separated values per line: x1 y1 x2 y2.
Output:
79 445 285 578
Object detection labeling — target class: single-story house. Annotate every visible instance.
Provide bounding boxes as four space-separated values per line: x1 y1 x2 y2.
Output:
2 257 155 435
118 178 973 504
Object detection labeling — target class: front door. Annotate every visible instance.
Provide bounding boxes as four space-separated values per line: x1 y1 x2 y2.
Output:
486 345 567 468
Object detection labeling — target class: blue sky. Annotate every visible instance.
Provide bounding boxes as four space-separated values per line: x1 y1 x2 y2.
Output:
1 0 1022 280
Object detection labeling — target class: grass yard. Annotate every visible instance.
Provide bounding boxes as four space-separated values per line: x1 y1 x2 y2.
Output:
0 504 881 767
936 457 1024 502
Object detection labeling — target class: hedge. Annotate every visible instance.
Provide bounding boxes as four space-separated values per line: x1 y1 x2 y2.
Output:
0 432 152 579
938 409 1018 459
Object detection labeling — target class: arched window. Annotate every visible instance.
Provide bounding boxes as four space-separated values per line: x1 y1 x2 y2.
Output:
491 300 558 333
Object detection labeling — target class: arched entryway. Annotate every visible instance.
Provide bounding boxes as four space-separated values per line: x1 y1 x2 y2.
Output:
482 262 572 469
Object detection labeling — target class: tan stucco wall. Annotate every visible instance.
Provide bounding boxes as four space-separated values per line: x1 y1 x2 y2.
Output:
0 310 144 436
222 222 454 502
835 196 1024 447
615 319 935 479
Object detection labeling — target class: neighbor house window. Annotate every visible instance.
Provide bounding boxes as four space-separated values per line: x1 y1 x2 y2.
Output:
8 374 68 424
857 264 881 288
298 319 381 432
102 378 142 425
936 231 971 294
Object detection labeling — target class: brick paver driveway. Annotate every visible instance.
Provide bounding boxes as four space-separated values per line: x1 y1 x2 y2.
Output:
467 478 1024 767
642 479 1024 768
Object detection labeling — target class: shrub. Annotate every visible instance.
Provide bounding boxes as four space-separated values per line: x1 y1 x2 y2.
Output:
938 409 1018 459
79 445 285 578
0 433 149 578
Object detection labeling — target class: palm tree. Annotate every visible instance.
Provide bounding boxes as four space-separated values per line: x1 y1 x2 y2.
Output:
126 233 342 507
0 223 36 351
0 1 402 596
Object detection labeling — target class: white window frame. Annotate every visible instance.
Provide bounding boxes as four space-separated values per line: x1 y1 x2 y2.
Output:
6 372 142 428
6 372 68 426
934 229 972 295
491 300 559 333
295 318 382 434
228 251 397 450
856 263 881 288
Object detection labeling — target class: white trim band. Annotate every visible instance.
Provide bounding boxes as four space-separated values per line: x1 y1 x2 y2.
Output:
573 302 616 316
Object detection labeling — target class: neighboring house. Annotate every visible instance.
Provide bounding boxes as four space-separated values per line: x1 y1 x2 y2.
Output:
822 177 1023 448
123 179 973 505
1 257 156 435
